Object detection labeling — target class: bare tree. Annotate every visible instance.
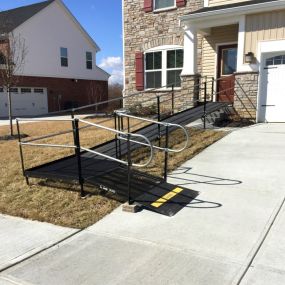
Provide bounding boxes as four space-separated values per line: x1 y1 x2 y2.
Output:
87 81 106 113
0 32 27 136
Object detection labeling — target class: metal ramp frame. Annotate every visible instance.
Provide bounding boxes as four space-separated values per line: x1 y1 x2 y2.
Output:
15 76 233 216
17 116 199 216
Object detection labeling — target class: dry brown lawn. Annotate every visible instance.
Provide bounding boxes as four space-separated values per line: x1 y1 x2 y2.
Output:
0 117 227 229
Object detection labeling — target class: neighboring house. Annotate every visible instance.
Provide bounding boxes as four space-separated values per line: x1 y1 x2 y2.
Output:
0 0 109 117
123 0 285 122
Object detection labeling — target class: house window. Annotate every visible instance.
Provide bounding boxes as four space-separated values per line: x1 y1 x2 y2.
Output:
266 55 285 66
86 52 93 69
21 88 31 93
145 51 162 88
145 47 183 89
0 87 3 92
60 47 68 67
167 49 183 87
154 0 175 10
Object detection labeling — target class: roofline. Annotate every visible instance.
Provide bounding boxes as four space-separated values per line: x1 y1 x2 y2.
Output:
55 0 100 52
180 0 285 23
9 0 101 52
96 65 111 78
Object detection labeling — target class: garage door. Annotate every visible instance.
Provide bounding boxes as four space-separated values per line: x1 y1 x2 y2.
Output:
0 87 48 117
259 53 285 122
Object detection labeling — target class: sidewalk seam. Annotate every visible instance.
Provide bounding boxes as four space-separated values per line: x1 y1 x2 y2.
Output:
0 228 83 274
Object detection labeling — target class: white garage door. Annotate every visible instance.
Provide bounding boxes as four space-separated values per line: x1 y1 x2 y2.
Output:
0 87 48 117
259 53 285 122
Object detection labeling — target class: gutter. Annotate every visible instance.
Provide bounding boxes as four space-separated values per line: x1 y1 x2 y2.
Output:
180 0 285 23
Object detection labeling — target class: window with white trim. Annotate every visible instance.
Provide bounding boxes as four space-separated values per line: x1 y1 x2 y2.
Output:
145 46 183 89
60 47 68 67
154 0 175 10
86 52 93 69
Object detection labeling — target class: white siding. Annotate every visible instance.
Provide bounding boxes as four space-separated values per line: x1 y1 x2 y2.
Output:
245 10 285 57
13 1 109 81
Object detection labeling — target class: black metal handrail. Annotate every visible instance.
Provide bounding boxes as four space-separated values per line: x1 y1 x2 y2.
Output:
16 117 154 202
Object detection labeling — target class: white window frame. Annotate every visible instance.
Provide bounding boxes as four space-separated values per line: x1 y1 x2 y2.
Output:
60 47 68 67
154 0 176 12
86 51 93 70
144 45 183 90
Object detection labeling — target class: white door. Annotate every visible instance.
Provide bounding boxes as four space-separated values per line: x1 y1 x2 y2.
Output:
0 87 48 117
259 53 285 122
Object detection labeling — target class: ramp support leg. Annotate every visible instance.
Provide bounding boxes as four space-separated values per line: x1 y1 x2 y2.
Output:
73 119 86 198
157 96 161 147
127 133 133 204
203 79 207 130
164 125 169 182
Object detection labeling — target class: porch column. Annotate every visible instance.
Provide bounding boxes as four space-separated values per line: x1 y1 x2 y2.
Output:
181 25 197 75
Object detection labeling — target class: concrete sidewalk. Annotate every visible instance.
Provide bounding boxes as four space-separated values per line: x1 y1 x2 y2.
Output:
0 215 78 272
1 123 285 284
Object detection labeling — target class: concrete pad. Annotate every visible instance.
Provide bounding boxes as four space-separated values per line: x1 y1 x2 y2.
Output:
0 214 77 271
1 232 241 285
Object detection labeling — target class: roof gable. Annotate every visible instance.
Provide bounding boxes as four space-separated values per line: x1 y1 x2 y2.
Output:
0 0 54 35
0 0 100 51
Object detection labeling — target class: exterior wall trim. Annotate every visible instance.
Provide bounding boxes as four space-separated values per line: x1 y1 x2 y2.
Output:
256 39 285 122
180 0 285 22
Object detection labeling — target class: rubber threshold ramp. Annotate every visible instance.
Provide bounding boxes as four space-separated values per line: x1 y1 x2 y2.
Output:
135 181 199 216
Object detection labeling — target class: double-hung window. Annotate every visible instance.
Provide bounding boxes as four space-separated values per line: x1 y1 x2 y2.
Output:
166 49 183 87
145 47 183 89
60 47 68 67
145 51 162 89
86 52 93 69
154 0 175 10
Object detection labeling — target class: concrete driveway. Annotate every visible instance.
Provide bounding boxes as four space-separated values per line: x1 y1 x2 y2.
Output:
0 123 285 284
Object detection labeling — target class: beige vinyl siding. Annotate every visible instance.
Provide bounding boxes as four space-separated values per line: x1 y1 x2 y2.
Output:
201 24 238 78
209 0 250 7
245 10 285 56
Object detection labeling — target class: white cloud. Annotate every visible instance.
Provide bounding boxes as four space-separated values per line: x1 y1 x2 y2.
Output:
99 57 123 85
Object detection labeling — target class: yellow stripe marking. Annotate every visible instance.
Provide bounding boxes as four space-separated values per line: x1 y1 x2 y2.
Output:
151 187 183 208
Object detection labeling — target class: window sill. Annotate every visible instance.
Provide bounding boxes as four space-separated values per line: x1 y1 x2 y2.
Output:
153 6 177 13
145 87 181 92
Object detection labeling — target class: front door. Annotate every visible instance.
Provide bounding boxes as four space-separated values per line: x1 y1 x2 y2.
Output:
217 44 237 103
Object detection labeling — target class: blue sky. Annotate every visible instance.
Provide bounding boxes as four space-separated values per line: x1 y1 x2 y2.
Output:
0 0 123 84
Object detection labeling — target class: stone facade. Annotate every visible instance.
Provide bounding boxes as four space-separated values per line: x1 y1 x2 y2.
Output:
234 72 259 120
124 74 201 116
123 0 203 101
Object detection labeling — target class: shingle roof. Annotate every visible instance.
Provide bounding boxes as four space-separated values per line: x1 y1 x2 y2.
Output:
188 0 279 15
0 0 54 35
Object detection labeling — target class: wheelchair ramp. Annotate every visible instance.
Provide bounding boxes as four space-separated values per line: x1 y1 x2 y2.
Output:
25 156 198 216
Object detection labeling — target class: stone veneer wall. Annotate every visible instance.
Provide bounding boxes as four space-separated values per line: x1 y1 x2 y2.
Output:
124 75 201 115
123 0 203 108
234 72 259 120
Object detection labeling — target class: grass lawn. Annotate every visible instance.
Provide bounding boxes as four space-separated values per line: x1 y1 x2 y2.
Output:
0 117 227 229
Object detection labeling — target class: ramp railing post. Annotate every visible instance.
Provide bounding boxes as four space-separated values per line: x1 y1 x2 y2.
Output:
211 77 215 102
73 118 85 198
16 119 29 186
127 132 132 204
164 125 169 182
171 84 174 115
71 110 77 156
157 96 161 147
114 112 119 159
203 78 207 130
